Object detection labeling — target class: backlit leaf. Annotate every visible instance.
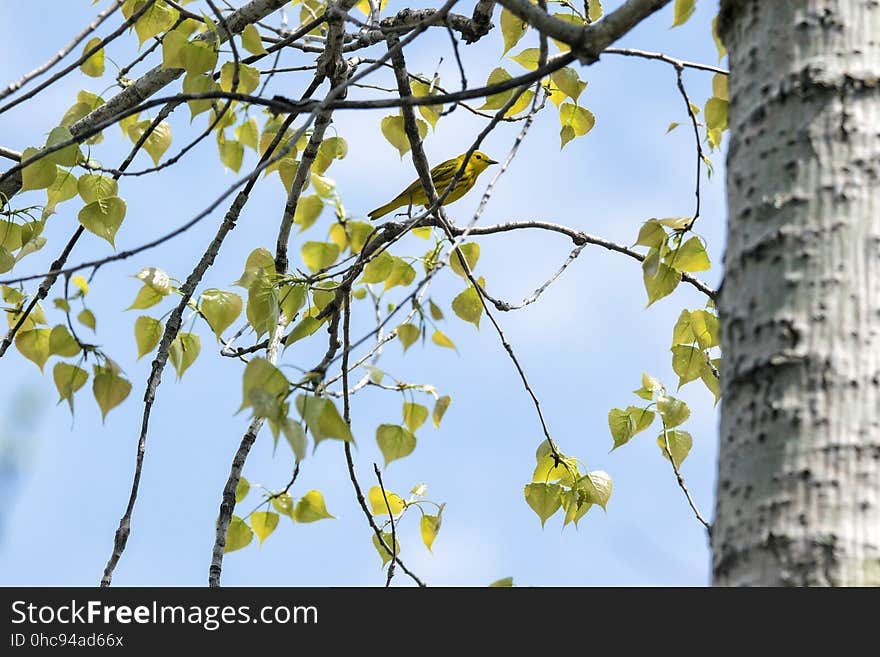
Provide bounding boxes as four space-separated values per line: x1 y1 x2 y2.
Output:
292 490 334 522
376 424 416 466
251 511 279 545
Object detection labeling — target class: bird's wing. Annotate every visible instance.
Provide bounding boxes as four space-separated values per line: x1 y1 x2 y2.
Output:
429 157 462 191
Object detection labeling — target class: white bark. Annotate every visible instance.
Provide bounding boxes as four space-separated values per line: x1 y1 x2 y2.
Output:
715 0 880 586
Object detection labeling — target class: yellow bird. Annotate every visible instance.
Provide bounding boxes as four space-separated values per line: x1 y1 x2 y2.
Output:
368 151 498 220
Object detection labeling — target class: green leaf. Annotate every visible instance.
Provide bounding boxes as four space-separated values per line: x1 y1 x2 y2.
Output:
292 490 335 522
690 310 719 349
0 222 21 252
78 196 126 246
278 284 307 322
236 247 275 288
626 406 656 435
701 360 721 403
608 408 637 449
712 73 728 101
672 309 695 345
431 329 456 351
130 0 178 45
429 299 444 321
294 195 324 231
80 36 105 77
635 219 667 249
657 394 690 428
168 332 200 379
644 263 681 306
420 514 441 552
559 103 596 149
161 29 217 73
410 78 443 130
361 250 394 284
712 15 727 62
127 120 172 165
71 276 89 297
15 328 51 370
376 424 416 466
246 275 279 338
403 402 428 433
133 266 171 295
561 489 592 527
44 127 81 167
384 257 416 291
301 241 340 272
271 492 295 518
92 365 132 420
672 345 706 388
452 284 482 327
432 395 451 428
551 68 587 103
224 515 253 553
200 289 242 338
240 358 288 412
295 395 354 445
53 362 88 411
372 531 399 567
48 324 80 357
705 96 729 132
220 61 260 95
235 476 250 503
532 453 579 485
668 236 711 272
505 89 536 118
587 0 604 22
44 169 79 218
78 309 96 332
449 242 480 277
397 324 420 351
281 419 307 461
489 577 514 587
368 485 406 515
182 72 217 119
500 8 528 55
657 430 693 467
313 136 348 174
380 115 428 158
20 147 57 192
671 0 697 27
0 246 13 274
235 117 259 151
285 314 323 345
509 48 541 71
251 511 279 545
217 134 244 172
479 68 513 110
524 483 562 527
577 470 612 510
241 23 268 55
127 284 164 310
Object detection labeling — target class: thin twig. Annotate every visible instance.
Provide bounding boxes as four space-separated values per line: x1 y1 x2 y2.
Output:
660 424 711 532
373 463 398 587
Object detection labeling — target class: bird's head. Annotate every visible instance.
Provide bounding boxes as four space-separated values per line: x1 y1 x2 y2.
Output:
469 151 499 173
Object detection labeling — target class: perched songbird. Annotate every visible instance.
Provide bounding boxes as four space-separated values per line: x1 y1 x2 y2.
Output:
368 151 498 220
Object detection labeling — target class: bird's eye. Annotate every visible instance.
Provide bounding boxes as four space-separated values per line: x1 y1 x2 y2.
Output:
476 154 482 160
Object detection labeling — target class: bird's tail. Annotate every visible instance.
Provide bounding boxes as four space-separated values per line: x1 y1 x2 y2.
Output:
368 199 401 221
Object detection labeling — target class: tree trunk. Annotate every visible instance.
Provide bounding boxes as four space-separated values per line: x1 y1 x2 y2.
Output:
714 0 880 586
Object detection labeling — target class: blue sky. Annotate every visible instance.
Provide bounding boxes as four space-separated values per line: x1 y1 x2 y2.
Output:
0 0 726 586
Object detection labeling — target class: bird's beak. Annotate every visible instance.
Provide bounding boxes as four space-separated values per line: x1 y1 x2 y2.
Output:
487 159 498 165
